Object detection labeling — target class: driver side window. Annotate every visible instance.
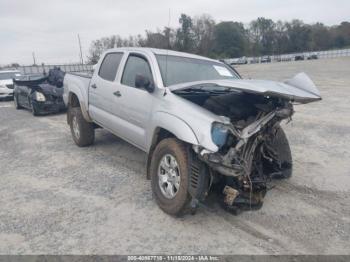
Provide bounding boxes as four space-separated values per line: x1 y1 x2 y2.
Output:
121 55 153 88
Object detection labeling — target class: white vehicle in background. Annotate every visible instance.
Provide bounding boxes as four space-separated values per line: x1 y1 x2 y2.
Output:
229 56 248 65
0 70 21 100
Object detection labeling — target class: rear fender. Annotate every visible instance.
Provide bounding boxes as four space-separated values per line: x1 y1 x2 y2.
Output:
67 89 92 122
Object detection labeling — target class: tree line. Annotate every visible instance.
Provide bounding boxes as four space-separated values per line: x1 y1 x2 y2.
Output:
87 14 350 64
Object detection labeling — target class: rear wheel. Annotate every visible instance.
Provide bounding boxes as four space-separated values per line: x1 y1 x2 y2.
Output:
150 138 191 216
69 107 95 147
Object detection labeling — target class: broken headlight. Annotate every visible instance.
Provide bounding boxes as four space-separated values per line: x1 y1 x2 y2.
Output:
35 92 46 102
211 122 229 148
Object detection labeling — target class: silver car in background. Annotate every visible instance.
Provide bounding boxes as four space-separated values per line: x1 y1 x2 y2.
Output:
0 70 21 100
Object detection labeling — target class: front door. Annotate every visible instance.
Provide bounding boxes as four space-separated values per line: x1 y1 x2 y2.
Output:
113 53 155 150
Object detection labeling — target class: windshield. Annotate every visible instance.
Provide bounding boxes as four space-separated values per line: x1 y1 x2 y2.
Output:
0 72 19 80
156 55 239 86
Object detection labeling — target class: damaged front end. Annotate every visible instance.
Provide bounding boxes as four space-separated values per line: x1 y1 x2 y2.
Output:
198 99 294 213
172 73 321 214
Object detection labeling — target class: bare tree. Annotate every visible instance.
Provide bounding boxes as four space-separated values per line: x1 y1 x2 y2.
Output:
192 14 216 56
87 35 140 64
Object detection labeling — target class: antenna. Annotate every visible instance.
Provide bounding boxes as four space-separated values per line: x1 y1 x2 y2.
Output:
164 8 171 95
78 34 84 64
32 52 36 65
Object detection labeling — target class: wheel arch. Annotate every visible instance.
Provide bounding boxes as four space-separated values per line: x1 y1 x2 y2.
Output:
145 112 199 179
67 91 92 124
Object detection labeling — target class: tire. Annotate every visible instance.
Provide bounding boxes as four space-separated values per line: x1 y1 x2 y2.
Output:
269 126 293 179
150 138 191 216
14 95 23 109
31 101 39 116
69 107 95 147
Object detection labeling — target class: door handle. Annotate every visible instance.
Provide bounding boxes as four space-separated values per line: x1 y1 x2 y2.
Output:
113 91 121 97
91 83 97 89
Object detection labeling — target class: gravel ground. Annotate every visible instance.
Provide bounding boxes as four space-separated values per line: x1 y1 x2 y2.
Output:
0 57 349 255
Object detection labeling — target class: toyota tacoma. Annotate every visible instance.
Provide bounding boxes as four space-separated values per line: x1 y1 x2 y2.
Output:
63 48 321 216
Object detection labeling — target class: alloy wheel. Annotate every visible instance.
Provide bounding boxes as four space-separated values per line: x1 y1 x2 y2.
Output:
157 154 181 199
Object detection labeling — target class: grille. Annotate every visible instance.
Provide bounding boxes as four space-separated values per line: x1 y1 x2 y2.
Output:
46 95 54 100
6 84 14 89
46 95 59 101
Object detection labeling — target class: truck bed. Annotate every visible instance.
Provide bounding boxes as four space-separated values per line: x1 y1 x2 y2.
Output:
67 72 93 79
63 72 92 112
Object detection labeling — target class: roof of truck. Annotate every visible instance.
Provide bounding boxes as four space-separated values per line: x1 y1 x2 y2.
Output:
104 47 219 63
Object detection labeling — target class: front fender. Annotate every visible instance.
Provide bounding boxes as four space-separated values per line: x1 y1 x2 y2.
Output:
146 112 199 152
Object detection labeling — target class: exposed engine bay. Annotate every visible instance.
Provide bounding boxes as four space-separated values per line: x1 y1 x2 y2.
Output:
173 86 295 214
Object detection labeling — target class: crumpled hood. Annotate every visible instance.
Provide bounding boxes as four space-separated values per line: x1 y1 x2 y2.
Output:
169 72 321 103
37 83 64 97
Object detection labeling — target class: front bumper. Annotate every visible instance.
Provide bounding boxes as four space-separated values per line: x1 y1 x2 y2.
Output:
32 98 66 114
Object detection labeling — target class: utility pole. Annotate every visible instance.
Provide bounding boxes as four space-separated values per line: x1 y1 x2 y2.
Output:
78 34 84 64
32 52 36 65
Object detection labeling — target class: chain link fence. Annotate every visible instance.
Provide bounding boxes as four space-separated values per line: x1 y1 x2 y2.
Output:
226 48 350 64
271 48 350 62
18 64 93 75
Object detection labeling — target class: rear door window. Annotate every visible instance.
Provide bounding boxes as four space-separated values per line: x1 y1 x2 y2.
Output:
98 53 123 81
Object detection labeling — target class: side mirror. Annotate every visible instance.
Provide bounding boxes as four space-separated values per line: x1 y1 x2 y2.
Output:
135 74 155 93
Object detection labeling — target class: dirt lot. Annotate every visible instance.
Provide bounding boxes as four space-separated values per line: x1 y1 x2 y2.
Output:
0 57 349 255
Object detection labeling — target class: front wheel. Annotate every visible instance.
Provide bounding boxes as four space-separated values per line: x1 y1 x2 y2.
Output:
150 138 191 216
14 95 23 109
267 126 293 179
69 107 95 147
31 100 39 116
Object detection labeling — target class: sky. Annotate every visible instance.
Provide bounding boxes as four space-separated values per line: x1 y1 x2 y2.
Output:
0 0 349 65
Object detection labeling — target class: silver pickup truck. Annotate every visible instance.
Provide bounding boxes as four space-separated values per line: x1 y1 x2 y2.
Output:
63 47 321 216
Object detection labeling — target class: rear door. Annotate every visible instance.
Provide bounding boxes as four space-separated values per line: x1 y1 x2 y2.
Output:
88 52 124 130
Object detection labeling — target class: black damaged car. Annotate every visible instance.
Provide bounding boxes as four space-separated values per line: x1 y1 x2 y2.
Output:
13 67 66 116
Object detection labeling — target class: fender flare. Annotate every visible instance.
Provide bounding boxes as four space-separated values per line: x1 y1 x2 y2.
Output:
146 111 199 152
67 87 92 122
145 112 199 179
